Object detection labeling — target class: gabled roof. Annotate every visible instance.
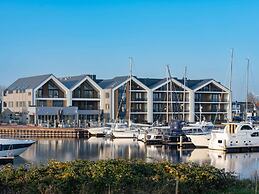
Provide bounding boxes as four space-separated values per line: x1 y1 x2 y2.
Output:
59 74 98 89
98 76 129 89
59 75 86 89
176 79 213 90
6 74 52 91
137 78 164 88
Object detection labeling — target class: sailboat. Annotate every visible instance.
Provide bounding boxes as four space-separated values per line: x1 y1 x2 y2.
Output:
208 58 259 151
111 57 141 138
186 49 235 147
158 65 190 143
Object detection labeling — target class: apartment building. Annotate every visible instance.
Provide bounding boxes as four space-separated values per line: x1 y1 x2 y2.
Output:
98 76 231 124
2 74 101 126
59 74 102 126
98 76 150 123
2 73 231 125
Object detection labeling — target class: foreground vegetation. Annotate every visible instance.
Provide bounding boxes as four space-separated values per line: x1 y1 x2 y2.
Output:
0 160 255 194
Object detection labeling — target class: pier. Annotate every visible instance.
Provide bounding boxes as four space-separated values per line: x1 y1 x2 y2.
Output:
0 126 89 138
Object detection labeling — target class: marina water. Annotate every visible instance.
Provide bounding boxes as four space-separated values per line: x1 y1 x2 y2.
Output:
9 137 259 180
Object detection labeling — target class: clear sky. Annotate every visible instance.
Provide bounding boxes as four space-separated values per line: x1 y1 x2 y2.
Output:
0 0 258 100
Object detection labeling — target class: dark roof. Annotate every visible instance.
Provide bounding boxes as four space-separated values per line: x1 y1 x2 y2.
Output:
98 76 216 90
6 74 52 91
176 78 213 90
59 75 86 89
137 78 163 88
98 76 129 89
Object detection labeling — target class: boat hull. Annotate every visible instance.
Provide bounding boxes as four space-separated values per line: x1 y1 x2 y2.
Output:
112 131 139 138
187 134 211 148
87 127 110 137
0 139 35 157
0 147 29 157
137 133 162 144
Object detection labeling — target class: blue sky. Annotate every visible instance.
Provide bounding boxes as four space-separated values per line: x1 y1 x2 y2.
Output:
0 0 258 100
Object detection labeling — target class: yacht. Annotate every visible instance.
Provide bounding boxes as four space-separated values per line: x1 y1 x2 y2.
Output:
137 127 163 144
111 123 140 138
0 138 36 157
209 122 259 152
87 126 111 137
161 121 190 143
183 121 214 147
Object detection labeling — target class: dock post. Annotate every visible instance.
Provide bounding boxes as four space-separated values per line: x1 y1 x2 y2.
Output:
179 136 183 148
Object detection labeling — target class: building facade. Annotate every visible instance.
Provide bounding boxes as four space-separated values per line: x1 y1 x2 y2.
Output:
98 76 231 124
2 73 231 126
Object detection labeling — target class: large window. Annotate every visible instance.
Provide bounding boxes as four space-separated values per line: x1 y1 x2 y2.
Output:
153 93 163 101
73 81 99 98
211 94 220 102
53 100 64 107
48 82 60 98
195 94 202 102
132 92 147 101
37 100 47 107
37 89 43 98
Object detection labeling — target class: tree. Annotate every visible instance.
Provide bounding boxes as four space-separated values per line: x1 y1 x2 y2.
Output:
247 92 259 104
0 85 6 100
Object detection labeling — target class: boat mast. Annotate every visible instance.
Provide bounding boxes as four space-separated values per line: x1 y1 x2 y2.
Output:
183 66 187 121
129 57 133 126
166 65 169 123
166 65 174 121
229 48 234 122
246 58 250 122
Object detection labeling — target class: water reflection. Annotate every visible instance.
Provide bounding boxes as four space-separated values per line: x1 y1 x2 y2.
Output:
11 137 259 179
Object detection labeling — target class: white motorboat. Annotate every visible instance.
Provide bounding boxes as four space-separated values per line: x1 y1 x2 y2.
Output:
87 126 111 137
111 123 139 138
137 127 163 144
183 121 214 147
0 138 36 157
209 122 259 152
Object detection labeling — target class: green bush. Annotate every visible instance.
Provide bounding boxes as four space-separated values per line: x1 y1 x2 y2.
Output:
0 160 254 194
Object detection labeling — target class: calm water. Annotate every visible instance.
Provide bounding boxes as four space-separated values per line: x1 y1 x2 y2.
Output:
9 137 259 179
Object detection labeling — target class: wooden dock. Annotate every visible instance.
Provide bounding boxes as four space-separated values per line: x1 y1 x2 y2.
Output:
0 126 89 138
0 157 14 165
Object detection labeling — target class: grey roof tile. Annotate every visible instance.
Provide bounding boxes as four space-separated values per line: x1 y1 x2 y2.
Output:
6 74 52 91
98 76 129 89
59 74 97 89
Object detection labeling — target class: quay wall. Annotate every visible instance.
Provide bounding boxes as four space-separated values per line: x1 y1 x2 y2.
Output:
0 125 89 138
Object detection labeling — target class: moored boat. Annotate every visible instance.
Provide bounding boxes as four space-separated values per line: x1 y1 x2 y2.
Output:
0 138 36 157
137 128 163 144
111 123 139 138
183 122 214 147
209 122 259 152
87 126 111 137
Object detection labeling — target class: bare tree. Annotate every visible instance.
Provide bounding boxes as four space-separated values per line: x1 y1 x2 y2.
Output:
0 85 6 100
247 92 259 104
